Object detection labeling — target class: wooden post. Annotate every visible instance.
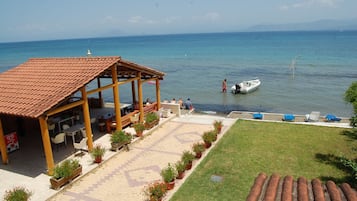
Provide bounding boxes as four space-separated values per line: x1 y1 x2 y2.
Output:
137 72 144 122
80 87 94 151
0 119 9 164
112 65 122 130
97 77 103 107
131 81 136 106
39 116 55 175
156 79 161 109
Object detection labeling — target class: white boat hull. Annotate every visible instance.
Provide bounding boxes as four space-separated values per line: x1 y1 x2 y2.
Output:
231 79 261 94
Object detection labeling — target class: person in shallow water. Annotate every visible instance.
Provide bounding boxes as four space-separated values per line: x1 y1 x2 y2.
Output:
184 98 193 110
222 78 227 93
235 83 241 94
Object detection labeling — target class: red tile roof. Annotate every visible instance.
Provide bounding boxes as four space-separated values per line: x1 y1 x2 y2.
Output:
247 173 357 201
0 57 164 118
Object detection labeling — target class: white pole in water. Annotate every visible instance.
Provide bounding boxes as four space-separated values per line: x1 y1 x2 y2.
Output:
289 56 300 79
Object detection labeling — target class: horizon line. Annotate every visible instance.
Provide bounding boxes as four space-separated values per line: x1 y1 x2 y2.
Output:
1 29 357 44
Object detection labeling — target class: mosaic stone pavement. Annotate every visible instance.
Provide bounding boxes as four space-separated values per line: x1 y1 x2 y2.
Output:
48 115 234 201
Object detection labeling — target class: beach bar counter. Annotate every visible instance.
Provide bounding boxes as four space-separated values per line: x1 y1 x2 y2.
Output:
0 56 165 175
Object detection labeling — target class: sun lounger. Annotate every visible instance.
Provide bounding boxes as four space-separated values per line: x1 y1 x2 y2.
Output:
324 114 341 122
253 113 263 119
282 114 295 121
304 111 320 122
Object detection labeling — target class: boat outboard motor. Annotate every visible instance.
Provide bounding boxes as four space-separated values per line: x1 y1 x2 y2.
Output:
235 83 241 94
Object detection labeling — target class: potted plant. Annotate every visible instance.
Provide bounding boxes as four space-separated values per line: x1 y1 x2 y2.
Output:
160 163 177 190
133 122 145 137
50 159 82 190
110 130 121 151
192 142 205 159
143 181 167 201
213 120 223 133
181 150 195 170
91 144 106 163
3 186 32 201
202 130 216 148
145 112 159 129
110 130 132 151
175 160 186 179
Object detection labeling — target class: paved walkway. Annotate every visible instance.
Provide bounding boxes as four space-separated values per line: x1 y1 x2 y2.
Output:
47 114 237 201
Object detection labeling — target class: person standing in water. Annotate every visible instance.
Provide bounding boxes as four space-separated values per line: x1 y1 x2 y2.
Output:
222 78 227 93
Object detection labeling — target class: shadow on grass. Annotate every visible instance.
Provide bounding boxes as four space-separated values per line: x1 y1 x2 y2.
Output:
315 153 356 187
341 129 357 141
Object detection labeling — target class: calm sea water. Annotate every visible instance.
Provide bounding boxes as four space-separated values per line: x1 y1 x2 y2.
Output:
0 31 356 117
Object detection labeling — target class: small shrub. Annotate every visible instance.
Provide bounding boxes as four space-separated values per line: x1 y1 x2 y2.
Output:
192 142 205 154
160 163 177 183
111 130 131 144
145 112 159 123
91 144 106 159
202 130 216 143
133 122 145 132
52 159 80 179
213 120 223 129
175 160 186 174
3 186 32 201
143 181 167 201
181 150 195 166
340 156 357 184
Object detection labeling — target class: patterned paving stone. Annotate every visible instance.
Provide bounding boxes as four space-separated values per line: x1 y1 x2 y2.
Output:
124 165 161 187
47 115 234 201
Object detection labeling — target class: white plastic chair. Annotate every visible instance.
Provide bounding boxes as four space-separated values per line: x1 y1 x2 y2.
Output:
48 124 55 135
80 127 92 138
51 133 66 151
130 113 140 124
73 137 88 154
62 124 70 131
90 117 96 124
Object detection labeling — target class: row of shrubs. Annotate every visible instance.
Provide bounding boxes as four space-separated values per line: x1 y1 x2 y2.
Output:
143 120 223 201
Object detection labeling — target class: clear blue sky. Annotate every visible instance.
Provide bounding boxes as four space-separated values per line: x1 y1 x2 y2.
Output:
0 0 356 42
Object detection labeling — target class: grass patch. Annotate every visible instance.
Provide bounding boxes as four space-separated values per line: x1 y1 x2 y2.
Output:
170 120 357 201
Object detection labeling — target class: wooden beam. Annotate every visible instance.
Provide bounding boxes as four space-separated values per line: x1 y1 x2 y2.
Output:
80 87 94 151
0 119 8 164
87 83 116 95
142 77 157 83
112 66 122 130
46 100 84 117
117 70 139 75
117 77 139 85
39 116 55 175
87 77 140 96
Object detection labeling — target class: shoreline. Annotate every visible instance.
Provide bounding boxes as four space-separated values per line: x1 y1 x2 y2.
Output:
225 110 351 128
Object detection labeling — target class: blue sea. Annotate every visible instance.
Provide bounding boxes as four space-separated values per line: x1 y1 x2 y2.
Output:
0 31 356 117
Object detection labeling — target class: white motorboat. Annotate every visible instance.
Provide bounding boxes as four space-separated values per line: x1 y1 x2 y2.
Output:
231 78 261 94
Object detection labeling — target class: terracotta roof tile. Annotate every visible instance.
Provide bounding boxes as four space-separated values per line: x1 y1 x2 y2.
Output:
247 173 357 201
0 57 120 118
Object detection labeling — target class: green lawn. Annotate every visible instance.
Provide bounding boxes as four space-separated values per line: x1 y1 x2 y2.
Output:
170 120 357 201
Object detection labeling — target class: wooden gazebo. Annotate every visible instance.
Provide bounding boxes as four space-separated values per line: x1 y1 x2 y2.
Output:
0 56 165 174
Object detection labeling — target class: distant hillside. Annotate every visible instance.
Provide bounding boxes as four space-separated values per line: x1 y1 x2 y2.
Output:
247 19 357 31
